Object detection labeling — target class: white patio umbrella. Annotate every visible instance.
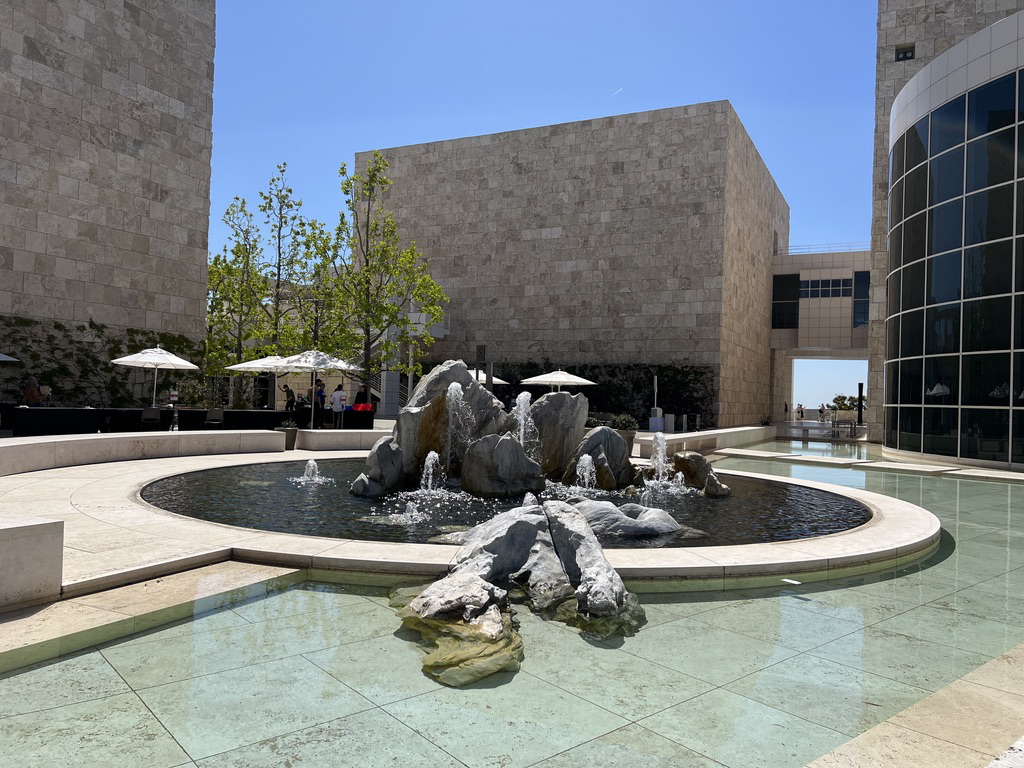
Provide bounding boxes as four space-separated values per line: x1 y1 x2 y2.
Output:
111 346 199 407
519 370 596 392
471 369 509 386
0 352 19 363
272 351 362 428
224 355 286 372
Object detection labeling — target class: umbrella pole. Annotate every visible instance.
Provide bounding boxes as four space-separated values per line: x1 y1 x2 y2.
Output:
152 369 158 407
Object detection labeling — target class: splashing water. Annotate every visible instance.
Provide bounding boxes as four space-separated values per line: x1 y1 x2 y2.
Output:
522 492 538 506
513 391 539 460
651 432 669 482
445 382 473 476
421 451 442 492
290 459 334 486
576 454 596 489
640 489 653 506
403 502 428 523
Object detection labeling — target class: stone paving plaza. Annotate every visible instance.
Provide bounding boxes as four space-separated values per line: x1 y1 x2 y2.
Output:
1 435 1023 767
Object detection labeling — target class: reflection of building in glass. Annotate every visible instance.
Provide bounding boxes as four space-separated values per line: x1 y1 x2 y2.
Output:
879 9 1024 465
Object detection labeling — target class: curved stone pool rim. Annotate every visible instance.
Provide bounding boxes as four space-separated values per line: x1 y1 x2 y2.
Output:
123 454 940 594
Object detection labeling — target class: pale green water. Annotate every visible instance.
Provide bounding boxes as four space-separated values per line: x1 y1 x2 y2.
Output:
2 446 1023 767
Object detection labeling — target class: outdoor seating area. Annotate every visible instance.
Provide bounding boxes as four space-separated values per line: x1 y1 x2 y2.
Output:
0 404 374 437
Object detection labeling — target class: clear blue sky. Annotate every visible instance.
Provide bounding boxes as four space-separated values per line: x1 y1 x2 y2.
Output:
209 1 878 405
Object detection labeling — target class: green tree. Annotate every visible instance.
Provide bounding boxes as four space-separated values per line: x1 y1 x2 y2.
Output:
206 197 269 373
291 215 360 355
831 393 867 410
337 151 448 392
256 163 304 352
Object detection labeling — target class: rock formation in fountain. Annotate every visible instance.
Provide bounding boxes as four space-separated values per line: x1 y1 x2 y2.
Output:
394 500 646 686
570 498 685 537
673 450 732 497
350 435 404 497
562 426 636 490
531 391 588 478
459 434 545 498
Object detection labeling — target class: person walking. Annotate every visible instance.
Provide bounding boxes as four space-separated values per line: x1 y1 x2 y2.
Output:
279 383 295 411
329 384 347 429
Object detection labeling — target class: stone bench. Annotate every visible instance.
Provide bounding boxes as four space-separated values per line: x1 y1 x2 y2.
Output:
635 425 776 459
0 517 63 610
294 429 387 451
0 430 286 477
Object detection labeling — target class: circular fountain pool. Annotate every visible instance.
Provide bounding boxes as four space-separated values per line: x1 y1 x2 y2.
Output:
141 459 871 548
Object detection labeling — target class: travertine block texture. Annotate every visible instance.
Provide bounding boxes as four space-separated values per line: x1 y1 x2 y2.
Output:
361 101 788 427
0 0 215 340
869 0 1024 440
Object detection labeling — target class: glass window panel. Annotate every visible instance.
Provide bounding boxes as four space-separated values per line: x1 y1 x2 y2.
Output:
901 308 924 357
906 116 929 169
890 178 904 228
1016 296 1024 349
961 407 1010 461
899 358 923 404
831 287 841 297
884 406 898 447
842 287 853 297
902 260 925 311
927 250 962 305
771 301 799 329
925 303 960 355
800 280 809 289
1015 352 1024 402
967 73 1016 139
964 183 1014 246
904 163 929 218
928 198 962 255
810 280 819 289
963 296 1012 351
932 95 966 156
899 406 922 452
966 128 1015 192
963 240 1013 299
772 273 800 302
923 408 959 456
799 289 809 298
889 227 903 273
925 355 959 404
929 146 964 205
962 352 1011 405
809 288 819 298
891 134 906 186
1017 240 1024 292
888 271 901 317
1016 127 1024 178
854 299 869 326
833 279 843 288
854 271 870 299
1013 410 1024 464
887 317 901 360
904 212 927 264
885 363 899 404
842 278 852 288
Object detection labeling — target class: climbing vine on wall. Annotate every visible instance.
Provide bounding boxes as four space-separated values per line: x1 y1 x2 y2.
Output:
0 315 205 407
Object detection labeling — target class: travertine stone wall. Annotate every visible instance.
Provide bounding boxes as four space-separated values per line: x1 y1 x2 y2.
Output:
870 0 1024 440
364 101 787 427
721 109 789 427
0 0 214 340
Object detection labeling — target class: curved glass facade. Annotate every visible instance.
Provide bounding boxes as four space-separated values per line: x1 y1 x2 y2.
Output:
886 69 1024 464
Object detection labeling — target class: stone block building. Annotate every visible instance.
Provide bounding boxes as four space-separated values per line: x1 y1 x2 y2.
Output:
0 0 214 342
362 101 789 427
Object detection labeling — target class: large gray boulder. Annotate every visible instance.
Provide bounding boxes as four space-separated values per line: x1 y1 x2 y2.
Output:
460 434 545 498
674 450 731 497
563 426 636 490
396 360 514 478
571 498 683 537
453 504 574 611
543 501 628 616
532 392 589 479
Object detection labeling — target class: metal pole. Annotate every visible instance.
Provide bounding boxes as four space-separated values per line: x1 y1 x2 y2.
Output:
857 382 864 426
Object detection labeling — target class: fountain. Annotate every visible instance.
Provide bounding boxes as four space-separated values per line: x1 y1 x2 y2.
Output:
291 458 333 486
513 390 540 461
420 451 442 492
575 454 596 490
651 432 669 482
444 382 472 477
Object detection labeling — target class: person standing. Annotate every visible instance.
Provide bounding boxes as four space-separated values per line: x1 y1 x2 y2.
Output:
329 384 347 428
279 383 295 411
315 380 327 427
